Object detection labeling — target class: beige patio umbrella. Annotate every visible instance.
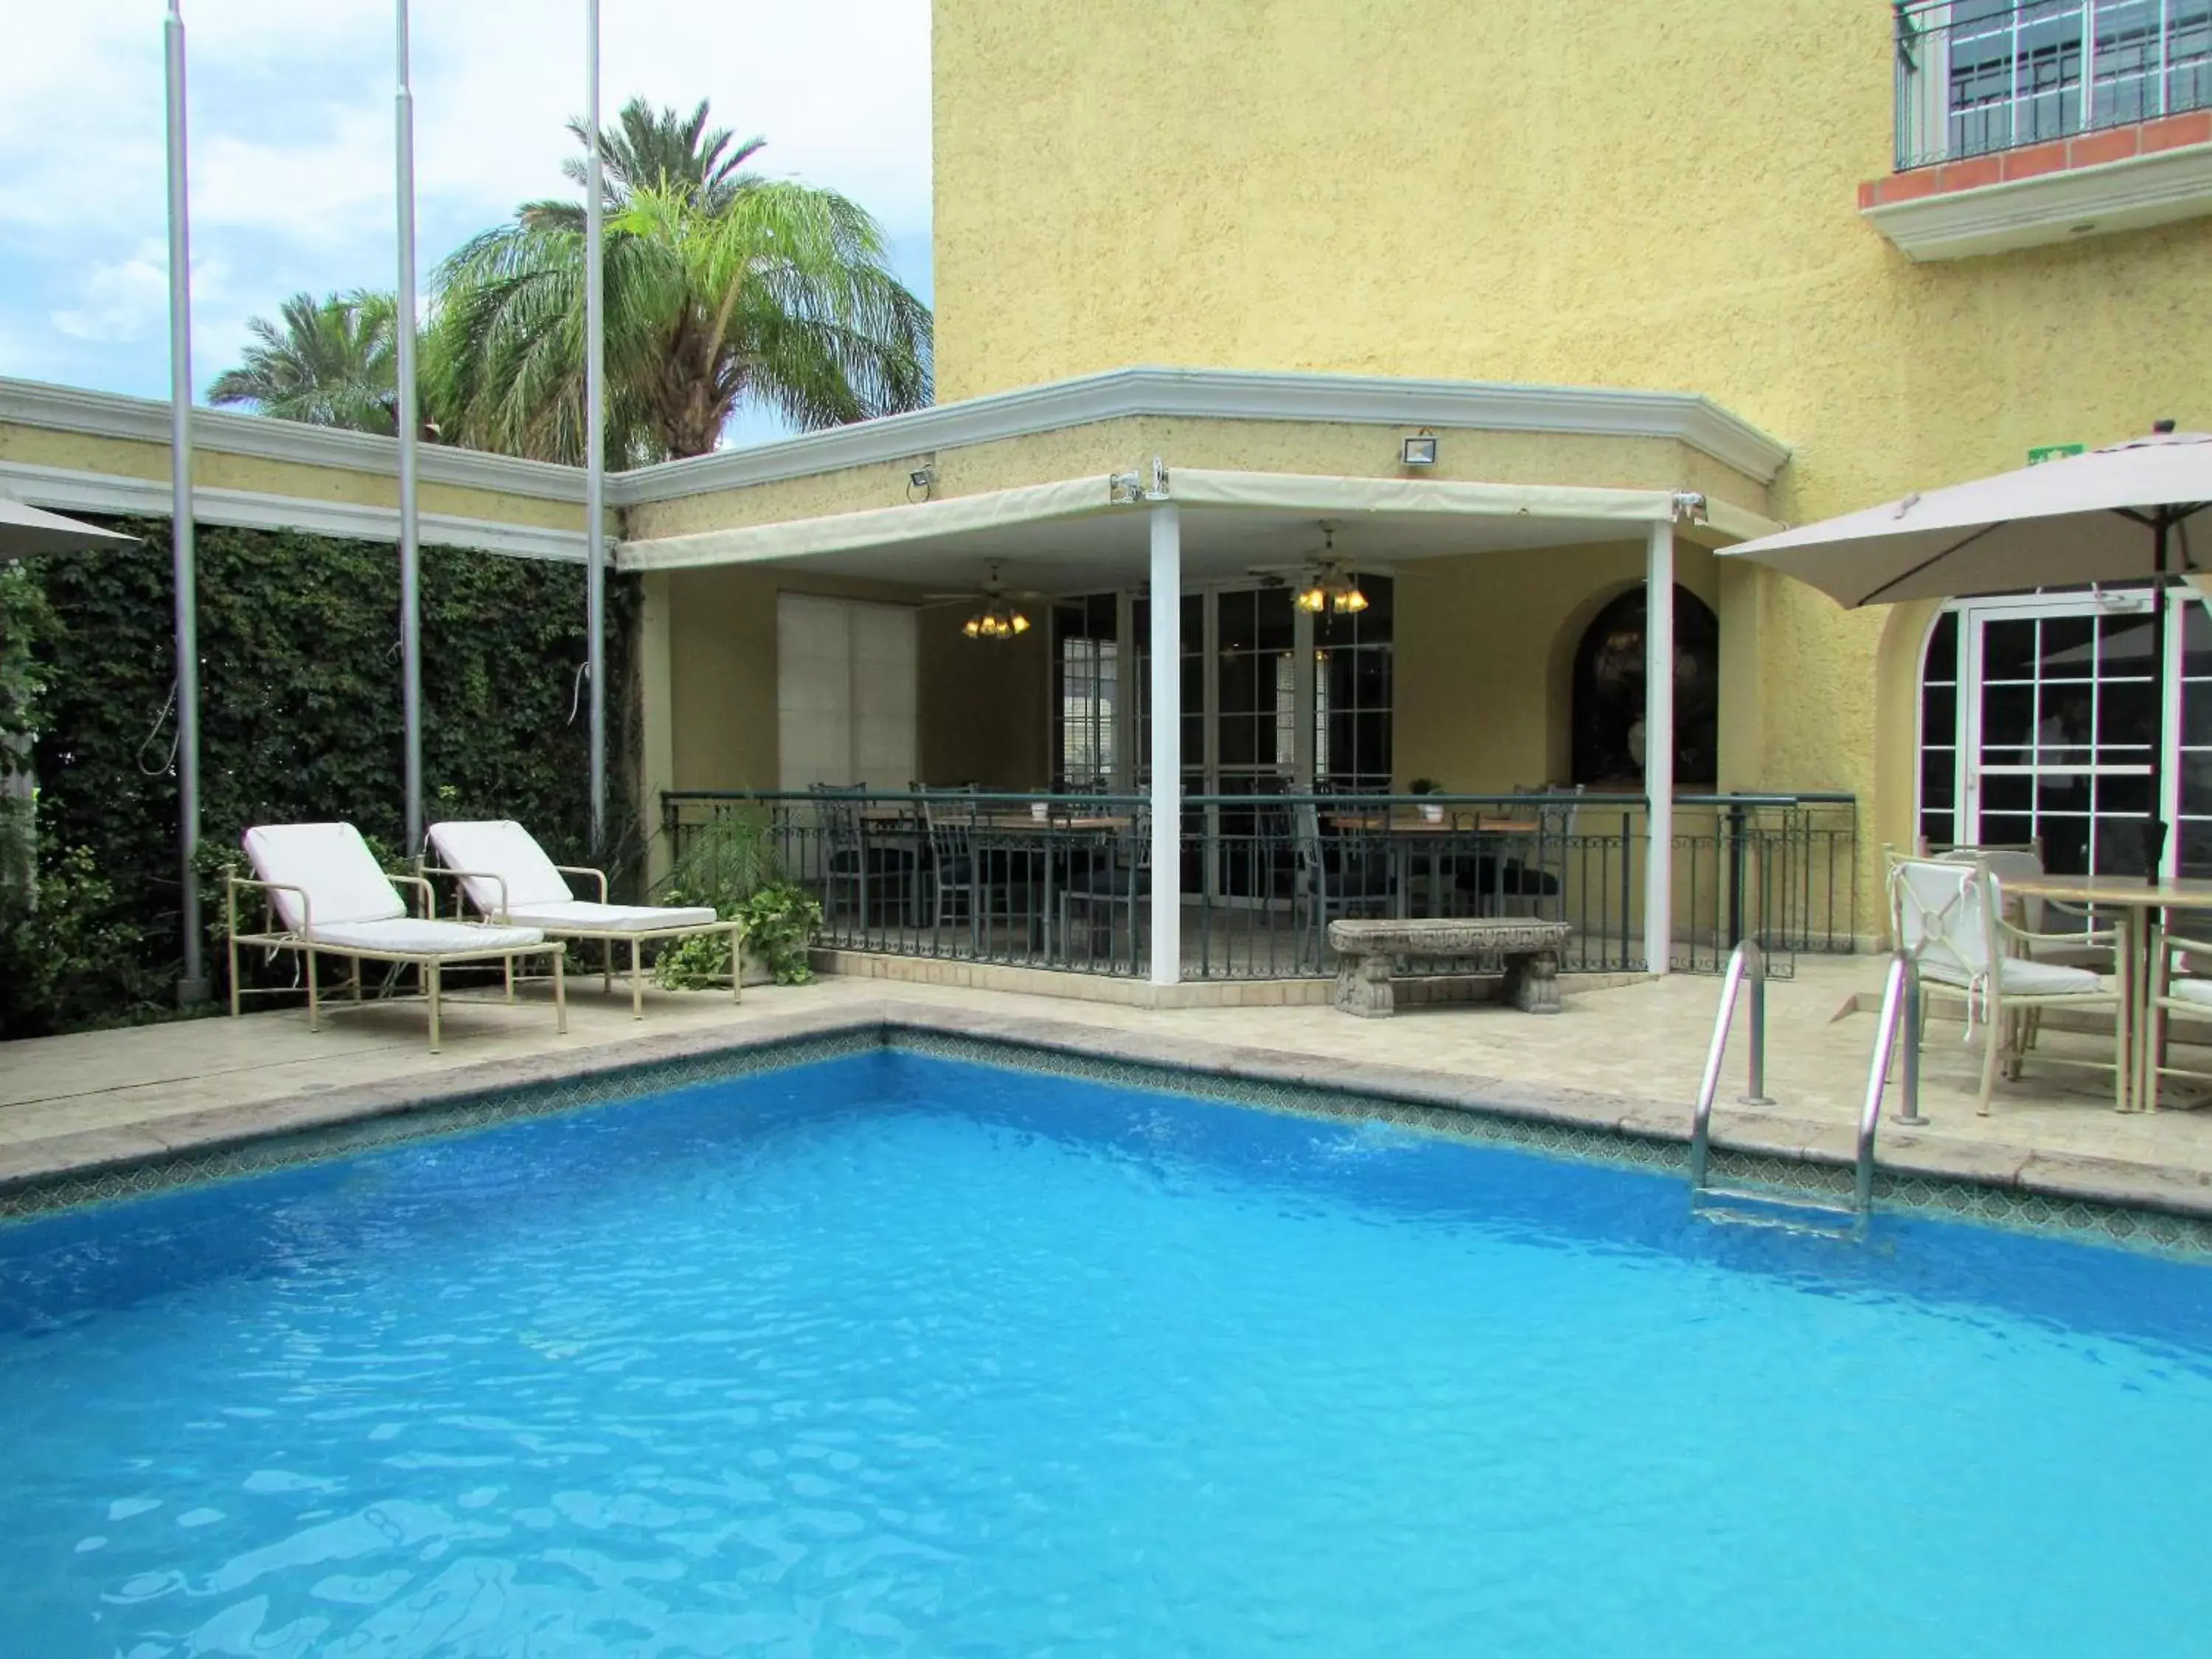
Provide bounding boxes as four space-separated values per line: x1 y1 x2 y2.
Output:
1722 425 2212 877
0 497 138 560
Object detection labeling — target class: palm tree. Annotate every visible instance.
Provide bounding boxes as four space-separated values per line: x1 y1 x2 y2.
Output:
209 291 408 434
426 99 931 465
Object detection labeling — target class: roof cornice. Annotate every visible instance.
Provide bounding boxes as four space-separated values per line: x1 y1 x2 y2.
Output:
0 377 585 503
613 366 1792 501
0 366 1791 524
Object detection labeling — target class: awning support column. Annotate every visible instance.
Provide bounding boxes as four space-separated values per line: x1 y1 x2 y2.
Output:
1644 516 1674 976
1149 503 1182 984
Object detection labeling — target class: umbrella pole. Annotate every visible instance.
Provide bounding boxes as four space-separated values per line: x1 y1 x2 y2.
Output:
2148 513 2172 884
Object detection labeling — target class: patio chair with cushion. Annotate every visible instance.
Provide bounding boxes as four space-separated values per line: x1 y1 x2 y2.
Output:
425 819 742 1020
2143 930 2212 1109
1887 852 2126 1116
228 821 564 1052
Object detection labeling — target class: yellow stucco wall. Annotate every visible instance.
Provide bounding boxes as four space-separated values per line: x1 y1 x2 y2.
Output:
648 565 1047 831
1395 540 1720 795
932 0 2212 938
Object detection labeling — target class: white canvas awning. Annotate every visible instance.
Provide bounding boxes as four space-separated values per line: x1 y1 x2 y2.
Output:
616 467 1778 585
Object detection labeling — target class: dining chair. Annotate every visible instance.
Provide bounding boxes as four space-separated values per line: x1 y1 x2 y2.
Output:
2145 927 2212 1109
1060 812 1150 975
1887 852 2126 1116
920 793 987 951
1291 801 1395 962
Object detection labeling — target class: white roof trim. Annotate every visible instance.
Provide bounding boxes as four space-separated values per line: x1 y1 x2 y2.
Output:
618 476 1120 572
0 378 585 503
1864 142 2212 260
616 366 1790 501
0 459 591 563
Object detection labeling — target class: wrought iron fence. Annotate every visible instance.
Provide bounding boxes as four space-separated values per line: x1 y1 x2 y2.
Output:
663 789 1859 983
1895 0 2212 170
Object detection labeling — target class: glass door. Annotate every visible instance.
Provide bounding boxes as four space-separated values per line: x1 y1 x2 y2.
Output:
1957 594 2157 877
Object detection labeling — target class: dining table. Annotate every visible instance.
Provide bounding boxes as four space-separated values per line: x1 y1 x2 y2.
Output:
1324 810 1543 919
860 804 1141 948
2003 873 2212 1113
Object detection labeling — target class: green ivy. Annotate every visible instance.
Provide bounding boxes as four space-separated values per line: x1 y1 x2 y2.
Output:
5 515 639 1037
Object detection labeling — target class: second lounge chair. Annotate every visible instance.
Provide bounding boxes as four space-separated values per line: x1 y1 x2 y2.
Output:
425 819 744 1019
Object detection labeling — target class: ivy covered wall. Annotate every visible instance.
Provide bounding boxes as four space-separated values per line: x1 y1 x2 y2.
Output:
4 516 637 1035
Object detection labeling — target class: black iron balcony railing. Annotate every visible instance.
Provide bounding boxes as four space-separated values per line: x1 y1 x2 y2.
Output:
660 790 1859 984
1895 0 2212 170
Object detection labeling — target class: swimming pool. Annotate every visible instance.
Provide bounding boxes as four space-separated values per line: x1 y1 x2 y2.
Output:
1 1046 2207 1656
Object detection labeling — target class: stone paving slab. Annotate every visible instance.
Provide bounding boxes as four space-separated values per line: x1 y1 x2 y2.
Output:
3 961 2211 1219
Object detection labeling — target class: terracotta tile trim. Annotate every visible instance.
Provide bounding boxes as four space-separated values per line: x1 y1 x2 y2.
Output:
1862 112 2212 207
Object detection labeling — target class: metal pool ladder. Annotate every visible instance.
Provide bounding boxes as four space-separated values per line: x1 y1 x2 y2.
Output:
1688 943 1919 1229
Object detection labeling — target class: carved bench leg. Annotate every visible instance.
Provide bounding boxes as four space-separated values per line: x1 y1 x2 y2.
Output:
1333 950 1397 1018
1502 948 1562 1014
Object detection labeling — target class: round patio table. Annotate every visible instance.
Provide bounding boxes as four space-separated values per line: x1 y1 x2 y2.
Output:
2003 873 2212 1113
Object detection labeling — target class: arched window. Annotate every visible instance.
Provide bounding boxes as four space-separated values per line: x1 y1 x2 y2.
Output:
1570 585 1719 786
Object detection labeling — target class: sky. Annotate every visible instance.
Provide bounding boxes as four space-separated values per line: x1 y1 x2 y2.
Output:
0 1 933 448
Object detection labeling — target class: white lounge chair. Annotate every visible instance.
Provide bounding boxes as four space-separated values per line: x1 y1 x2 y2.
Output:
229 822 565 1051
1888 852 2125 1115
425 819 742 1019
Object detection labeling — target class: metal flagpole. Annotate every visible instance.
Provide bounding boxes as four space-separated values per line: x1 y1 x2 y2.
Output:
585 0 608 858
164 1 206 1004
395 0 425 852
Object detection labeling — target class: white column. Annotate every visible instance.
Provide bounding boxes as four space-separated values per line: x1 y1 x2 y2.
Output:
1644 516 1675 975
1292 605 1315 788
1149 504 1182 984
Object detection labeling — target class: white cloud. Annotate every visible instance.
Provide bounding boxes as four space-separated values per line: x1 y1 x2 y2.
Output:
0 2 932 403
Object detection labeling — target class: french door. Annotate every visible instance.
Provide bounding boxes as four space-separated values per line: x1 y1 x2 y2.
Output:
1921 589 2211 879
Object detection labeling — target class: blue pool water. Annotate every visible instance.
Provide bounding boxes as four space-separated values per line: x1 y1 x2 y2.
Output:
1 1051 2209 1657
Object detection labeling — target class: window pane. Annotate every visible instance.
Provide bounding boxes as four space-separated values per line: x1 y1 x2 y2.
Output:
1983 618 2037 680
2039 614 2094 680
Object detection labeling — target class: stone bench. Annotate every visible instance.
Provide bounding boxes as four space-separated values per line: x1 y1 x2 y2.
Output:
1326 917 1574 1018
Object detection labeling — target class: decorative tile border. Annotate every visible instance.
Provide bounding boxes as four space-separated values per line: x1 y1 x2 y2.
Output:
4 1019 2210 1261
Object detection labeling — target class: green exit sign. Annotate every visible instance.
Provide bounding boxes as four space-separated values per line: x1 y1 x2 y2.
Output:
2028 443 2086 465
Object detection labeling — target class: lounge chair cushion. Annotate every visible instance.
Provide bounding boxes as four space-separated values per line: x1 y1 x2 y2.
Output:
1921 957 2110 997
427 819 580 914
305 917 546 953
499 900 719 933
243 823 406 933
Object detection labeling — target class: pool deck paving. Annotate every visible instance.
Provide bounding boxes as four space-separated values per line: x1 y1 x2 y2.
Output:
4 957 2211 1219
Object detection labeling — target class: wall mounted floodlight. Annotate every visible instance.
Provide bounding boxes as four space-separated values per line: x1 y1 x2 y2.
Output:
1401 433 1438 467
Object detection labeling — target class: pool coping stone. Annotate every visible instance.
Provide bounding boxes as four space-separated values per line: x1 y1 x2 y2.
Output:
2 996 2210 1248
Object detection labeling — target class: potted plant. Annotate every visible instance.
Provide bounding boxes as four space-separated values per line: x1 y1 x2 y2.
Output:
1408 777 1446 823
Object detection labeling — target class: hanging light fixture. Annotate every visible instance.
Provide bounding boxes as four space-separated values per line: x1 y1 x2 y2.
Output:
1295 566 1368 614
1290 525 1366 615
942 560 1031 641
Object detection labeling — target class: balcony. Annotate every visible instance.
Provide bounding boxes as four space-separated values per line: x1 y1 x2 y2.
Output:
1865 0 2212 260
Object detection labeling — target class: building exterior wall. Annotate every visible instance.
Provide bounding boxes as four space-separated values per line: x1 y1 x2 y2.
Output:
931 0 2212 930
1395 540 1721 796
649 565 1048 813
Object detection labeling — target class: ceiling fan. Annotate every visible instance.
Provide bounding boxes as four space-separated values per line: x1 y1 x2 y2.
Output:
1249 524 1394 614
923 560 1046 639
